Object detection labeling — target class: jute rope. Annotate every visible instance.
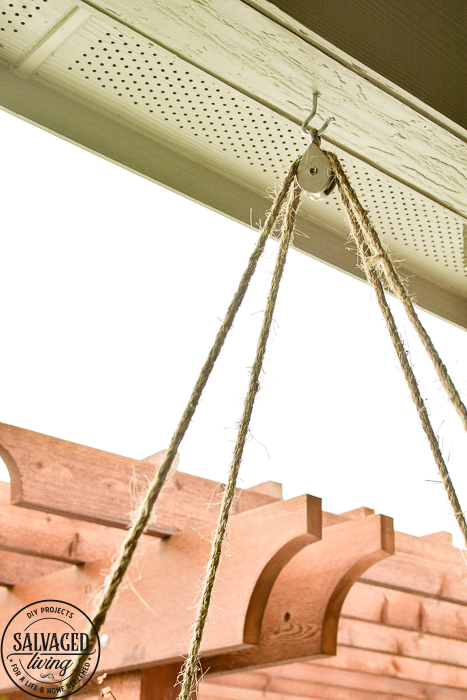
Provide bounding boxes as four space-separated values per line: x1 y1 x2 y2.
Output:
60 156 301 695
59 141 467 696
327 152 467 547
177 174 302 700
327 152 467 435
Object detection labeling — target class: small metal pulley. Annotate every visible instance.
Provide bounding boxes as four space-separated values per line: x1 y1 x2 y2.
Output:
296 141 336 201
295 94 336 201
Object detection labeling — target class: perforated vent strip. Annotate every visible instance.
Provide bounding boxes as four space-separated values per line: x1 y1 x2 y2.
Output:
339 158 465 276
0 0 71 62
61 23 305 176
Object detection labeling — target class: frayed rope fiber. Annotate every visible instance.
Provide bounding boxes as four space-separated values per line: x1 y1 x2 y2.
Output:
59 156 302 696
177 174 302 700
326 150 467 548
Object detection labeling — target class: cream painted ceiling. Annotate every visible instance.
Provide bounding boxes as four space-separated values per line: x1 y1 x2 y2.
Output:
0 0 466 327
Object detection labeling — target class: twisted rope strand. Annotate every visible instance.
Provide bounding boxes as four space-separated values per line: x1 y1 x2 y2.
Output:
334 172 467 547
59 157 301 696
177 176 302 700
327 152 467 435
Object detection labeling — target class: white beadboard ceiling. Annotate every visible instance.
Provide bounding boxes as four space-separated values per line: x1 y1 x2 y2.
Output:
1 0 466 327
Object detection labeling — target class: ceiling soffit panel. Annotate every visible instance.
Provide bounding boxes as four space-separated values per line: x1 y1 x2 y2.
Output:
67 0 467 219
0 0 71 62
0 0 466 328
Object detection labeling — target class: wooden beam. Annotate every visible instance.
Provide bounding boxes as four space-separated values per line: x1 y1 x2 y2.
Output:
0 495 321 692
0 423 278 535
206 514 393 673
394 530 465 565
141 664 201 700
140 666 184 700
319 507 374 529
0 475 282 569
94 672 142 700
337 616 467 667
0 550 67 586
213 663 467 700
361 549 467 603
201 678 396 700
76 666 187 700
314 646 467 689
248 482 283 499
326 511 467 570
333 517 467 606
338 507 375 520
342 581 467 640
7 662 467 700
207 611 467 689
92 667 186 700
0 482 134 564
421 531 453 545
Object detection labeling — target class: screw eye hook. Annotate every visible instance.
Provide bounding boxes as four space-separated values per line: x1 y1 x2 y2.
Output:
300 93 318 139
300 93 336 143
316 116 336 138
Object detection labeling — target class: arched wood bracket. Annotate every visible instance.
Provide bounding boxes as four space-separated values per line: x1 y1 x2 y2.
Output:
206 513 394 674
0 495 321 692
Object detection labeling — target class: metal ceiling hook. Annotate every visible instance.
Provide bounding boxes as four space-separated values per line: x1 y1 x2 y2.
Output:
300 93 336 145
296 94 337 201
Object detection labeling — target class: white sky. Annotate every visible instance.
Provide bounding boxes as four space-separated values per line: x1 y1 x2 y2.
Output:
1 107 467 547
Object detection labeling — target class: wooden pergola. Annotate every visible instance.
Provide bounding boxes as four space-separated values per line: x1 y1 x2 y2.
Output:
1 422 467 700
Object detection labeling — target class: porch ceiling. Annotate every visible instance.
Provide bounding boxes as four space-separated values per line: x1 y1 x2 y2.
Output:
1 0 466 327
